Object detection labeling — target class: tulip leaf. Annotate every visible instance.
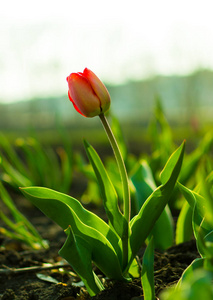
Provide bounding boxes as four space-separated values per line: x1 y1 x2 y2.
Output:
176 258 204 288
83 139 125 238
131 160 174 250
177 181 213 230
20 186 124 279
179 132 213 185
177 182 212 248
131 160 156 212
160 140 185 185
129 141 185 264
141 236 155 300
59 226 104 296
195 226 213 262
175 201 193 244
177 182 206 215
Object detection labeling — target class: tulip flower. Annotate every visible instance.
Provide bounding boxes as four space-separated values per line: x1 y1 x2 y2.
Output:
67 68 130 268
66 68 111 117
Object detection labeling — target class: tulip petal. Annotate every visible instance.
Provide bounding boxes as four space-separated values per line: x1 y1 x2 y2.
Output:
68 91 85 116
83 68 110 113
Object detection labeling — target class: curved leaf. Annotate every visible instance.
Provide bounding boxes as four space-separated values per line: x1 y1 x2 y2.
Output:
83 140 125 238
177 182 206 217
131 160 156 212
176 258 204 288
20 186 123 279
59 226 104 296
160 140 185 185
141 236 155 300
131 160 174 250
129 141 185 264
177 182 212 243
175 201 193 244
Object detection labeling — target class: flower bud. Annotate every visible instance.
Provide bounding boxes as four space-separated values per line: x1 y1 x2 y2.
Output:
66 68 111 117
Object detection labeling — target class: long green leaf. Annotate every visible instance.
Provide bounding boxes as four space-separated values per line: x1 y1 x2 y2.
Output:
83 139 125 238
0 181 44 241
131 160 156 212
20 186 123 279
1 158 32 187
129 141 185 265
160 140 185 185
131 160 174 250
0 134 28 176
0 181 46 249
177 182 206 215
177 182 212 240
59 226 104 296
162 263 213 300
175 201 193 244
141 236 155 300
179 132 213 185
176 258 204 288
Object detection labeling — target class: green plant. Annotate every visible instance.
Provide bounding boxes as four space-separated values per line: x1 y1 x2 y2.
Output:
160 268 213 300
75 114 136 206
76 111 175 251
141 236 155 300
0 132 73 193
0 177 47 249
160 168 213 300
20 68 185 296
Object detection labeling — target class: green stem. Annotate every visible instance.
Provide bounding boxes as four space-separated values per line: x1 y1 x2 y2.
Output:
99 113 130 267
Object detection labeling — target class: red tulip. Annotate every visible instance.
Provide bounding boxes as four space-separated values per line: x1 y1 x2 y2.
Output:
66 68 111 117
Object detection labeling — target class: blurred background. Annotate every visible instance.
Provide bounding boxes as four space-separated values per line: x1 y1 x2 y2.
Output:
1 0 213 257
0 0 213 148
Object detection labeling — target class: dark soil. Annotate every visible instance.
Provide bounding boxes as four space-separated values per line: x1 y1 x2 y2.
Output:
0 196 200 300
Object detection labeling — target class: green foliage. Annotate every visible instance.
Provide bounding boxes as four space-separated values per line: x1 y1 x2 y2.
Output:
0 180 47 249
162 161 213 299
83 139 125 238
0 133 73 193
141 236 155 300
148 97 174 174
20 140 185 295
59 226 105 296
131 160 174 250
175 201 193 244
129 142 185 264
179 132 213 189
1 98 211 296
1 97 213 297
75 115 137 205
160 268 213 300
0 129 73 248
75 102 213 252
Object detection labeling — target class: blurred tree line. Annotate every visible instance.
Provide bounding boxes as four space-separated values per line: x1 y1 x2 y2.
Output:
0 69 212 132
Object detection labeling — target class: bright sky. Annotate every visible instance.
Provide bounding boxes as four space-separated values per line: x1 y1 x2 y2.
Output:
0 0 213 103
